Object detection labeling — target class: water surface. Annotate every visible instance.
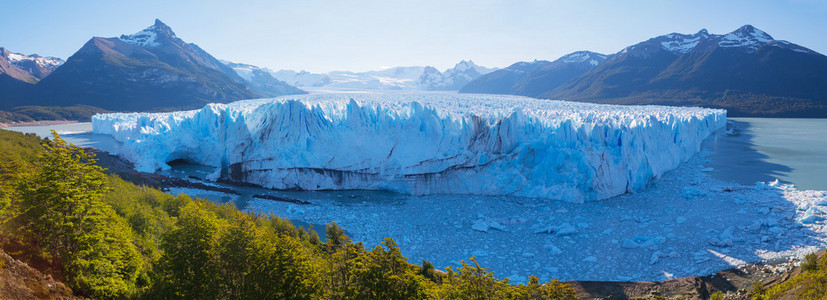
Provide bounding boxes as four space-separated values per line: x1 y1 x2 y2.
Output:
703 118 827 190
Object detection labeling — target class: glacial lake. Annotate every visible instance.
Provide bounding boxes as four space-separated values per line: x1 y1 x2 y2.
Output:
703 118 827 191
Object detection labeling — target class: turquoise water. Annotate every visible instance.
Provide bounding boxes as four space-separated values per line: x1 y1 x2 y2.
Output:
4 122 121 153
703 118 827 190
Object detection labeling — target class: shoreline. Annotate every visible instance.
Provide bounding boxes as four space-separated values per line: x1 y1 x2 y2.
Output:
0 120 81 129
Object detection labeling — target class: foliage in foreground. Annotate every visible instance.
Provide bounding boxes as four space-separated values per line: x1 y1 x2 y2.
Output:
753 252 827 299
0 129 577 299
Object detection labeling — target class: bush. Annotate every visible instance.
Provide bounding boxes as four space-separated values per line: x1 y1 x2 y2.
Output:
749 280 766 299
803 253 819 272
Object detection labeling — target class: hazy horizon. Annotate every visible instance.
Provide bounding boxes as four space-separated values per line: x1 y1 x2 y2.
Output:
2 0 826 73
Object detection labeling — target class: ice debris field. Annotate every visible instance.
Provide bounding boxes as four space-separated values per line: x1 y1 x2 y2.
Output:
93 93 726 202
93 93 827 282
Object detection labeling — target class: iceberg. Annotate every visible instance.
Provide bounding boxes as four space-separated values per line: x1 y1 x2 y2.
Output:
92 93 725 202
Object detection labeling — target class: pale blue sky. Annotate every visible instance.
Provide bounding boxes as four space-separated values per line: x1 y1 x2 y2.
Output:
2 0 825 73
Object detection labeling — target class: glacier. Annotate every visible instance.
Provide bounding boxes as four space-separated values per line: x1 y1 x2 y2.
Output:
92 93 726 202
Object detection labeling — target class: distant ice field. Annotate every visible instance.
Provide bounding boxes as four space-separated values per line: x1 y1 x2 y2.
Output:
92 93 726 202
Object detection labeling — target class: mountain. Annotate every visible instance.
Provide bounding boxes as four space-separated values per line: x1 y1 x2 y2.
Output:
223 61 306 97
1 47 64 106
458 60 552 94
32 19 302 112
460 51 609 96
274 61 496 91
0 47 63 83
320 66 425 90
419 60 495 90
271 69 331 88
510 51 609 97
543 25 827 117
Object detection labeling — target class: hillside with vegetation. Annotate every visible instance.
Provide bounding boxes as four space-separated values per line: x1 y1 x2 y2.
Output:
0 129 576 299
0 105 109 125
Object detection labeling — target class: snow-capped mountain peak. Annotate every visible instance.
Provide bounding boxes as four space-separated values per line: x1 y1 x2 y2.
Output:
5 51 64 69
418 60 496 90
718 24 774 50
658 29 711 54
119 19 177 47
451 60 475 72
447 59 498 75
1 47 64 81
558 51 609 66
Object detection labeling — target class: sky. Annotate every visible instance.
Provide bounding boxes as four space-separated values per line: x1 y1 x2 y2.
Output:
2 0 826 73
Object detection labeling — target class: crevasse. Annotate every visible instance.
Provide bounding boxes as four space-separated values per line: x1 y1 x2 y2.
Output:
92 93 726 202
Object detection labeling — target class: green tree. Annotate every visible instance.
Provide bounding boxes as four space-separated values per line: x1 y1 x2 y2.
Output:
216 214 260 299
439 257 518 299
325 221 350 252
0 149 26 218
346 238 429 299
419 260 441 283
155 201 222 298
18 131 142 298
519 275 577 300
253 232 321 299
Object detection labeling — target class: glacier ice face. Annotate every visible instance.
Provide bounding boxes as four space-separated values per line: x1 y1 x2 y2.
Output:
92 93 726 202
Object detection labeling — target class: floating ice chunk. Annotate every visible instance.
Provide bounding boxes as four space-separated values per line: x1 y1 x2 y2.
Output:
693 251 710 263
682 187 706 199
709 226 743 247
472 220 491 232
534 223 578 236
636 236 665 248
709 238 734 247
756 179 781 189
554 223 579 236
544 243 563 255
623 236 666 249
801 215 824 224
650 251 662 264
676 216 687 224
800 207 824 224
582 256 598 263
622 239 640 249
286 205 304 215
489 222 506 231
472 218 507 232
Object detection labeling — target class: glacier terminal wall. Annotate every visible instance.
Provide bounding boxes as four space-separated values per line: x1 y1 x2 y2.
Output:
92 93 726 202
